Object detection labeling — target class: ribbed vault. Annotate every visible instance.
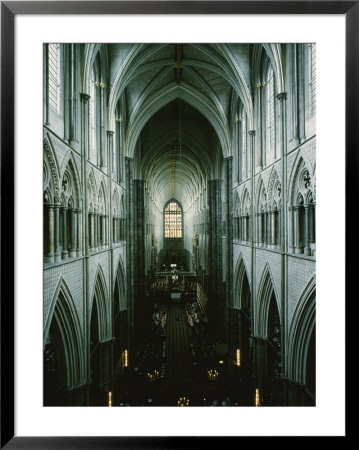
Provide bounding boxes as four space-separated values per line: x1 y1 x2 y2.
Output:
137 100 215 212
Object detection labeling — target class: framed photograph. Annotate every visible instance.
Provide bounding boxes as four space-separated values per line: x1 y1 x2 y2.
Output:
1 1 352 447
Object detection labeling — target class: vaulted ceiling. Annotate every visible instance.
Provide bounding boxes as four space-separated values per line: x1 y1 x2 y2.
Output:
94 44 254 210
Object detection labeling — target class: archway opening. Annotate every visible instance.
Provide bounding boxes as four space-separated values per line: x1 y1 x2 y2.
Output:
240 271 251 370
44 319 66 406
306 324 316 398
90 298 101 405
265 292 282 405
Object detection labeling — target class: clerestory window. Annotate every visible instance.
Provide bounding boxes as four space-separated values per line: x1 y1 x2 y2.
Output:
48 44 61 114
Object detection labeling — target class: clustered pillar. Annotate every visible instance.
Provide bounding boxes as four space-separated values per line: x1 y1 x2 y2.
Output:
44 204 55 263
61 206 68 260
44 201 82 263
87 211 110 252
294 206 302 254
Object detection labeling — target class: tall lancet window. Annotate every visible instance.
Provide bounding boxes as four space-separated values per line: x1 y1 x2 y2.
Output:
242 113 247 179
164 200 182 238
48 44 61 114
89 69 96 163
266 67 275 151
308 43 316 116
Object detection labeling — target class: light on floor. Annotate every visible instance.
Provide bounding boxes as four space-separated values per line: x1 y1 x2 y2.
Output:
108 391 112 407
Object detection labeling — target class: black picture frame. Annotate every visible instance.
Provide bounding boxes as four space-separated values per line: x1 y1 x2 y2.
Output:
1 1 352 447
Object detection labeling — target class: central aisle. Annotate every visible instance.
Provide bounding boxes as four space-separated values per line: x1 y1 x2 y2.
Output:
165 303 193 393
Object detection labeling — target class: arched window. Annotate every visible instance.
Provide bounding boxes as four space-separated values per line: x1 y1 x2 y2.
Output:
164 200 182 238
48 44 61 114
89 69 96 163
308 44 316 117
266 67 275 152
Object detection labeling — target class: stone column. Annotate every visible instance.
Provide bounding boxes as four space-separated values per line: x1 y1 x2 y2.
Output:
97 214 102 249
45 204 55 263
80 93 90 256
77 209 82 256
271 211 276 246
245 216 248 242
94 213 98 250
101 215 106 248
69 44 78 145
98 214 102 248
263 212 267 246
304 204 311 255
108 130 115 180
54 204 61 262
258 213 263 246
61 207 68 259
288 206 294 253
113 218 116 243
89 212 94 251
294 206 302 254
297 45 306 143
277 209 281 248
70 208 77 258
106 215 109 246
309 204 315 244
277 90 288 381
267 212 272 247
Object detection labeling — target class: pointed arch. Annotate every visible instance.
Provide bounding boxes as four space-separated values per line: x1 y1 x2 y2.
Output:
287 276 316 384
262 44 285 94
87 169 97 212
90 265 109 341
288 152 315 205
241 187 251 214
60 156 81 209
98 180 108 215
267 167 281 207
43 135 60 201
233 190 240 216
82 44 109 95
234 254 251 309
44 278 85 389
255 176 267 213
114 256 127 311
112 188 120 216
256 264 280 338
125 83 231 159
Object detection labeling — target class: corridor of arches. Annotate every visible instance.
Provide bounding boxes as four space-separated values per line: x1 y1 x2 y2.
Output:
43 43 316 407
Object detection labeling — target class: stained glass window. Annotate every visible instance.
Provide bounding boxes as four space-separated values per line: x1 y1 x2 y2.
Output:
164 201 182 238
